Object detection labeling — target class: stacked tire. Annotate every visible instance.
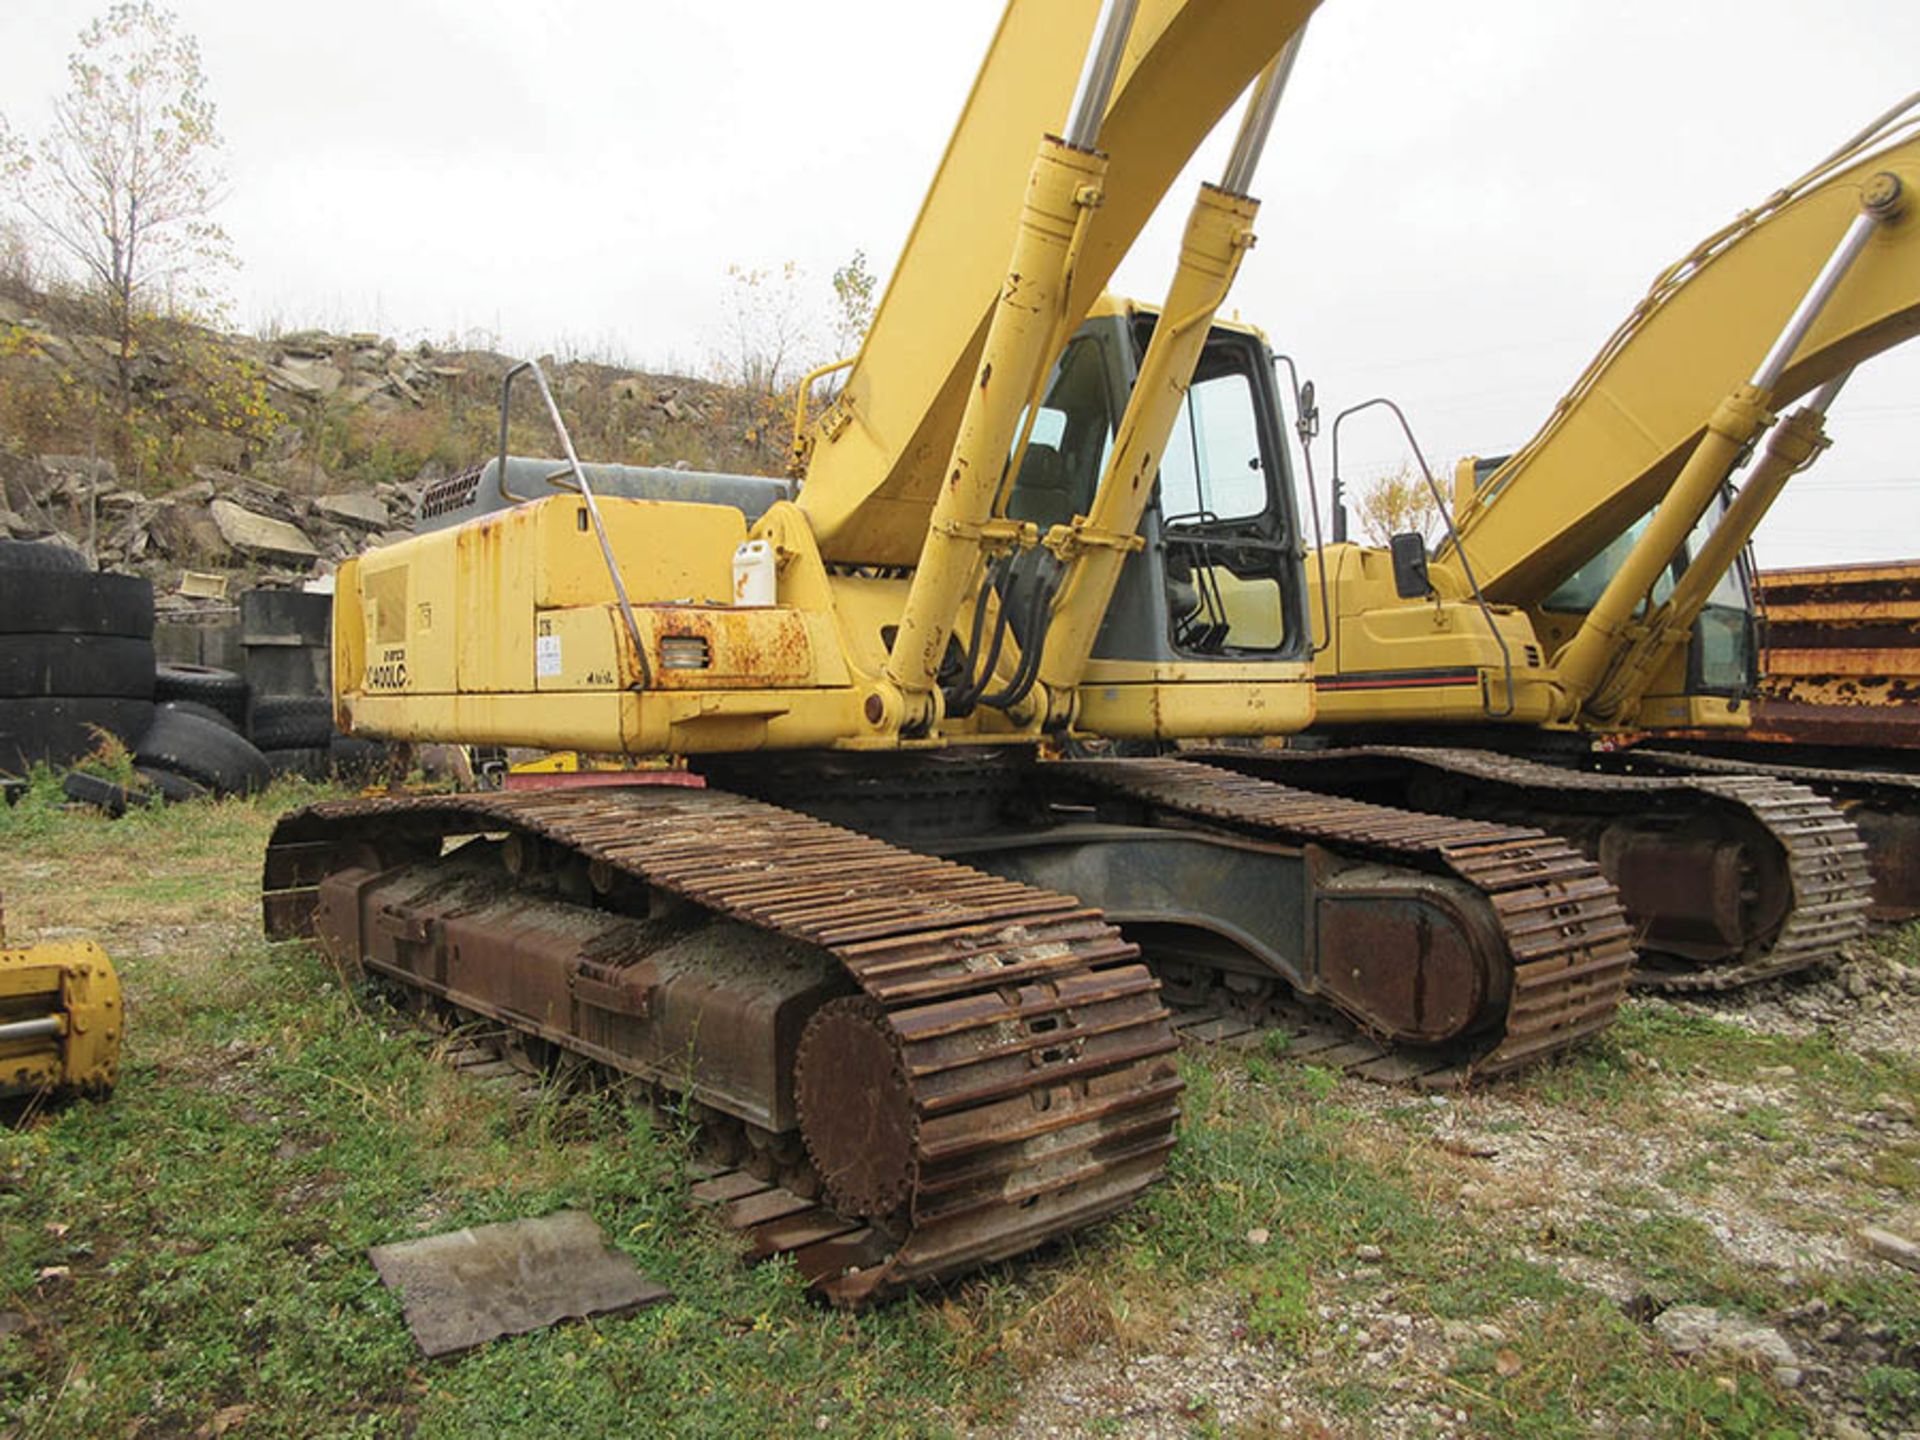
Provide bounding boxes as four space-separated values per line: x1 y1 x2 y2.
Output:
251 694 334 780
0 541 157 776
130 661 272 798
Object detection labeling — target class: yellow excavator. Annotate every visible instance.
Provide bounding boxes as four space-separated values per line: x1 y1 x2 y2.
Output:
262 0 1639 1304
1233 97 1920 990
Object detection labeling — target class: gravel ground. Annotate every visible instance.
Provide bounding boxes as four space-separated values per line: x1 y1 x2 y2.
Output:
981 950 1920 1439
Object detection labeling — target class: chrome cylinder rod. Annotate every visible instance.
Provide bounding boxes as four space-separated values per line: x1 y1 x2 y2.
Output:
0 1016 60 1043
1064 0 1140 150
1801 367 1854 416
1751 201 1887 392
1220 28 1307 196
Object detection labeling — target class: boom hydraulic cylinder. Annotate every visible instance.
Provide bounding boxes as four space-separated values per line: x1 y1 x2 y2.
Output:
1034 41 1303 714
1554 179 1901 720
1587 372 1849 719
880 2 1137 728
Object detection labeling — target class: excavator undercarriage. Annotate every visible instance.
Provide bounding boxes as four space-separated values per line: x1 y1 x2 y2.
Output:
1213 745 1872 989
264 783 1183 1306
264 751 1633 1300
1615 746 1920 923
704 752 1633 1079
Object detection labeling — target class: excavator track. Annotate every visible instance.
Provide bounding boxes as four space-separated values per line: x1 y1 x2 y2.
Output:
1202 746 1873 991
1621 747 1920 923
261 785 1182 1307
1045 757 1635 1083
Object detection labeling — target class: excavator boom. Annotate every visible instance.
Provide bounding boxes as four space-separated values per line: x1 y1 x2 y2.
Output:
1449 116 1920 606
798 0 1319 566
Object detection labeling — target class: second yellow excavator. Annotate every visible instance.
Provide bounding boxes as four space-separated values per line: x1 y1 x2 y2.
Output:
1243 96 1920 988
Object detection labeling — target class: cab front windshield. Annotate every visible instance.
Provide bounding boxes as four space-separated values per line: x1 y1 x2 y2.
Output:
1003 326 1293 655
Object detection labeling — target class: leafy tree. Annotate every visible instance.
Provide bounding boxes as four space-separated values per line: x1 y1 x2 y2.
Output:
0 2 237 470
829 249 877 358
1353 463 1446 548
715 251 879 464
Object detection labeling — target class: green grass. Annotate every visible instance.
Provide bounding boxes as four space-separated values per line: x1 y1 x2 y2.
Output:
2 788 1916 1436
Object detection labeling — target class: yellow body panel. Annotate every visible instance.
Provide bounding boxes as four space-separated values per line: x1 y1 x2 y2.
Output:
1076 672 1312 740
338 489 1311 755
1310 543 1558 726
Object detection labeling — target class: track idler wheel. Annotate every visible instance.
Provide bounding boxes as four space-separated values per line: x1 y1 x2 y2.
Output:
794 997 917 1220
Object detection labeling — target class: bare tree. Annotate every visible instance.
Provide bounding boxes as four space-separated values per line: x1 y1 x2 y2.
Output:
718 260 815 397
0 2 232 467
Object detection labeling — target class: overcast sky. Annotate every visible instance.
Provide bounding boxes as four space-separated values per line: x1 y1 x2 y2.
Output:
3 0 1916 569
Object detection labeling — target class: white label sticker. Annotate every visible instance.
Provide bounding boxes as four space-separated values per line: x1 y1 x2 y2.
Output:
536 633 563 677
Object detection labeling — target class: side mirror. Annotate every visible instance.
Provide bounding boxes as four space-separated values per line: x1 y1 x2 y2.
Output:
1389 531 1430 599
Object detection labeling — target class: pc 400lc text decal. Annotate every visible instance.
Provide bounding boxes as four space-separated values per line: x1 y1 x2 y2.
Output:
366 647 409 689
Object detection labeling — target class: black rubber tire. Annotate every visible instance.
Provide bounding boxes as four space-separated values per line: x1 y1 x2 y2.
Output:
154 663 249 726
0 538 89 573
154 699 240 734
135 764 210 804
0 570 153 639
61 769 147 816
265 745 330 780
328 733 390 782
249 695 333 750
0 635 155 699
133 706 271 795
0 697 156 775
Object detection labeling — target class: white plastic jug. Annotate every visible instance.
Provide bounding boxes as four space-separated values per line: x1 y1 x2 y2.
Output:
732 539 776 606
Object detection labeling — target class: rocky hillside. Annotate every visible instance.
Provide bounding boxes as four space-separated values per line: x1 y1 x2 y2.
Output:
0 279 784 591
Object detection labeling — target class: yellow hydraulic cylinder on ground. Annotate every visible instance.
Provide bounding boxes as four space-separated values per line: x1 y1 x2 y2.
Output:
0 928 122 1100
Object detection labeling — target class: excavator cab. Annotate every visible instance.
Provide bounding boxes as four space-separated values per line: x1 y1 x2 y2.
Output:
1004 304 1310 674
1670 498 1762 709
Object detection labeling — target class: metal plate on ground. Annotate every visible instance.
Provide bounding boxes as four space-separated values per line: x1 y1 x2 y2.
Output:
368 1210 669 1357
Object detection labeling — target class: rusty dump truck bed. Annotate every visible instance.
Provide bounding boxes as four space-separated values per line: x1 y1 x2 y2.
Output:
1751 559 1920 751
1633 559 1920 920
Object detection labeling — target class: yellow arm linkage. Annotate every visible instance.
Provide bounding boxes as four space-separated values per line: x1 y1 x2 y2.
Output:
1580 375 1845 720
1444 105 1920 610
795 0 1320 569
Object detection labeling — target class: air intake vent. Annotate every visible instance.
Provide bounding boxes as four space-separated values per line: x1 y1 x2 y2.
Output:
419 465 483 521
1524 645 1543 667
660 634 712 670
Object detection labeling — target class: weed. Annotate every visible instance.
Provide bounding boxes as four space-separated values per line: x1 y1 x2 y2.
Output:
1244 1262 1315 1354
1861 1363 1920 1429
